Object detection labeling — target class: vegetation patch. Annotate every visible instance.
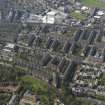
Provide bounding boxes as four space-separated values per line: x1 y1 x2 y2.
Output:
98 74 105 85
81 0 105 9
0 92 12 105
70 11 86 21
18 76 56 105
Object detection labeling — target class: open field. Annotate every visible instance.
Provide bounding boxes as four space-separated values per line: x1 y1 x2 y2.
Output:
81 0 105 9
70 11 87 20
19 76 56 105
19 76 48 92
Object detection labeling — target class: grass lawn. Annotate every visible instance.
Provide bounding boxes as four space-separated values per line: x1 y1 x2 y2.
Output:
99 74 105 85
81 0 105 9
18 76 56 105
19 76 48 93
95 95 105 101
70 11 86 21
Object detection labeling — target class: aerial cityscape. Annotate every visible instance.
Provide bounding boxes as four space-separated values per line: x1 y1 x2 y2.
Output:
1 0 105 105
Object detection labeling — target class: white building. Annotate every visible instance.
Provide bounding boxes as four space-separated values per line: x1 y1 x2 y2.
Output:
21 13 42 23
1 43 15 62
42 10 67 24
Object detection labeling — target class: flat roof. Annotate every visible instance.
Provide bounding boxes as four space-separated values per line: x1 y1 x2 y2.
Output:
5 43 15 49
